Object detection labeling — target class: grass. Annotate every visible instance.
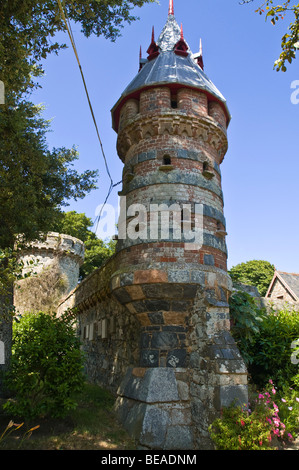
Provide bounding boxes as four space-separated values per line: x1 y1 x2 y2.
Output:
0 382 137 450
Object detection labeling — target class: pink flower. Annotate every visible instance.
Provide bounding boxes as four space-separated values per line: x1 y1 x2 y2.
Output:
259 440 263 446
281 398 286 402
258 393 264 399
296 397 299 403
240 420 245 427
272 388 276 395
288 433 294 441
273 429 280 436
269 379 273 384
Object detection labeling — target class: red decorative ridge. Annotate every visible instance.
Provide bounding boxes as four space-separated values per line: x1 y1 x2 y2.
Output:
147 26 160 61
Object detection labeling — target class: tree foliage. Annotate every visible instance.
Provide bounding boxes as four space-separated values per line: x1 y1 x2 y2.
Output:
0 0 155 97
0 102 98 249
240 1 299 71
229 260 275 296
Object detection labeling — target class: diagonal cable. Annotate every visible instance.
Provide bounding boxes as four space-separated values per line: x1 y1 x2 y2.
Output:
56 0 122 234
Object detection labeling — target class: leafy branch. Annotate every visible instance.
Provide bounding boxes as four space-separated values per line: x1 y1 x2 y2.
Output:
240 1 299 71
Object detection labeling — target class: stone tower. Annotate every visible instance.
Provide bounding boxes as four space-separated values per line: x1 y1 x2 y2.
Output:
57 1 248 450
14 232 85 315
108 2 248 449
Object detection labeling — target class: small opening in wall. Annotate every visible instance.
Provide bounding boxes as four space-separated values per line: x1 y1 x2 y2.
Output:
163 155 172 165
171 97 178 109
203 161 209 171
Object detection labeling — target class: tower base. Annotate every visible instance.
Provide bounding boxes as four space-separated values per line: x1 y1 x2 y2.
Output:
116 360 247 450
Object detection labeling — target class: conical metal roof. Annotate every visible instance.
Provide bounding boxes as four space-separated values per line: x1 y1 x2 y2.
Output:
111 11 230 131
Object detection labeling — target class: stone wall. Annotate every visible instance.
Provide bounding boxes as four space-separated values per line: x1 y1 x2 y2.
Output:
266 277 297 303
261 297 299 313
57 254 141 393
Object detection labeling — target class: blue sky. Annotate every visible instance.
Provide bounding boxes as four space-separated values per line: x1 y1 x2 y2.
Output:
31 0 299 272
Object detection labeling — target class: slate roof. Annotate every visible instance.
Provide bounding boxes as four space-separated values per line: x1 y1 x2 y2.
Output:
111 13 230 131
266 271 299 301
277 271 299 301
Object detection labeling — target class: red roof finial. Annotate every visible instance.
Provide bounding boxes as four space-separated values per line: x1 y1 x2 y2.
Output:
168 0 174 16
174 23 189 57
195 38 204 70
147 26 160 61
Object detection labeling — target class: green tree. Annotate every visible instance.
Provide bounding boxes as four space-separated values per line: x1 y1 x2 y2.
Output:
3 311 85 419
229 260 275 296
0 0 155 97
53 211 116 279
240 1 299 71
0 102 98 250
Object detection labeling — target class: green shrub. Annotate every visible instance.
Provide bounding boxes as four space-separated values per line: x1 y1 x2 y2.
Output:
247 308 299 389
229 293 299 390
3 311 85 419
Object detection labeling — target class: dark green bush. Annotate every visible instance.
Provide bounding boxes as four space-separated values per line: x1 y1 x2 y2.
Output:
230 292 299 390
247 307 299 389
4 311 85 419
